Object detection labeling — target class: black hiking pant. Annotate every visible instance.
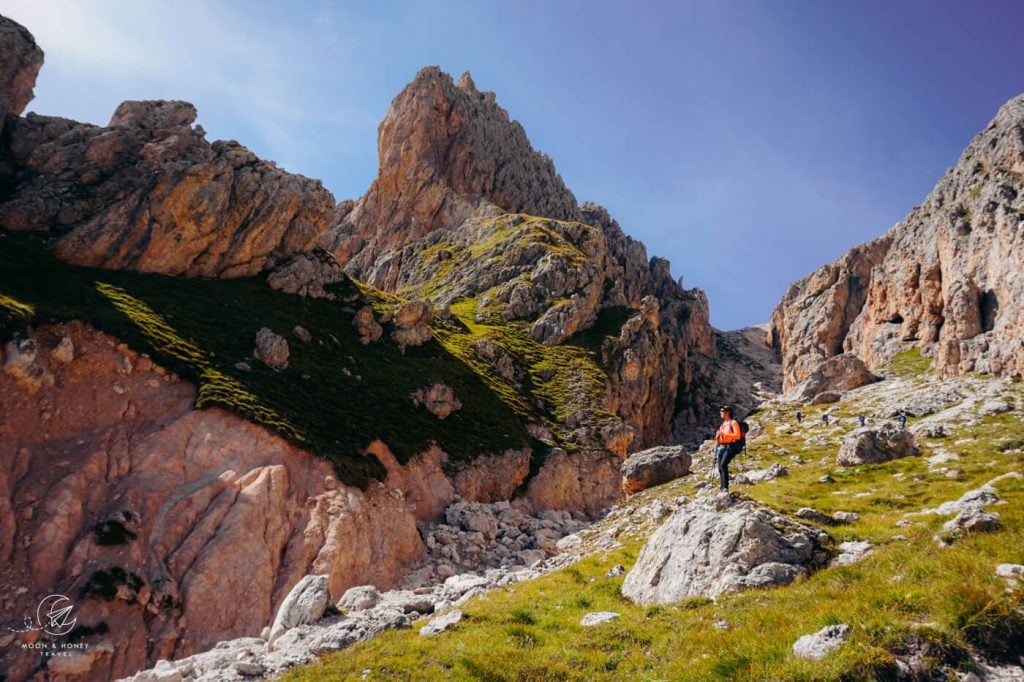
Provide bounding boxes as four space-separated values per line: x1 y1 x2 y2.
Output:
716 444 740 491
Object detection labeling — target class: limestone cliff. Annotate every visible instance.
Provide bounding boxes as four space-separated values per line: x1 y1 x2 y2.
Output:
770 94 1024 390
0 322 618 680
328 67 581 275
325 68 720 449
0 101 336 277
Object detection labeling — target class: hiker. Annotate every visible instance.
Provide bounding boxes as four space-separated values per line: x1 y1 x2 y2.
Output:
858 415 866 427
822 413 830 426
796 411 803 424
898 413 907 429
715 405 744 493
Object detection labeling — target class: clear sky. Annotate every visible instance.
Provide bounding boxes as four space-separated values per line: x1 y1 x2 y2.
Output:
4 1 1023 329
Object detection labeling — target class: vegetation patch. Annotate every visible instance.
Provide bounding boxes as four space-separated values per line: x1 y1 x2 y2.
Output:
886 347 933 379
435 296 616 449
287 376 1024 681
0 232 528 488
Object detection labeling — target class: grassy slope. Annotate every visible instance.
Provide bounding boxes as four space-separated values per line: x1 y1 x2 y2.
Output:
0 232 530 487
286 356 1024 680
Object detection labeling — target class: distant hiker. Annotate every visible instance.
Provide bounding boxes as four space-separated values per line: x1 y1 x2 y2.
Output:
796 411 803 424
822 414 830 426
858 415 866 427
898 413 907 429
715 406 744 493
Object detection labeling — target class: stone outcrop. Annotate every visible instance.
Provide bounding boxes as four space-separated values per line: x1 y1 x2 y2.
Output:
770 94 1024 388
836 423 919 466
0 321 615 680
786 353 879 405
266 251 347 298
317 66 719 451
389 300 433 348
0 16 42 126
327 67 581 275
0 100 336 277
620 495 830 605
620 445 692 495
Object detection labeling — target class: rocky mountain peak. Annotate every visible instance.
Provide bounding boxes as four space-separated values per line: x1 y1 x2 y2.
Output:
330 67 581 275
770 92 1024 389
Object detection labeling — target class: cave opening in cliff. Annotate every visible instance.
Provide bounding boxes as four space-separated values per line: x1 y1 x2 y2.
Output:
888 313 904 324
981 290 999 332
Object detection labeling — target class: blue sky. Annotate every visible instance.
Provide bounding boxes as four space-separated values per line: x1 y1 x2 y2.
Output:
4 1 1023 329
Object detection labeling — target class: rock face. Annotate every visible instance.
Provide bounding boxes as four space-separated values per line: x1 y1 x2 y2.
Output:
0 99 336 277
620 496 829 604
770 94 1024 389
836 423 919 466
0 322 606 681
320 68 719 450
620 445 693 495
0 16 43 125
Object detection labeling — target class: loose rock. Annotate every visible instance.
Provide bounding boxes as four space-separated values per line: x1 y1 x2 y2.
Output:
792 624 851 660
254 328 289 369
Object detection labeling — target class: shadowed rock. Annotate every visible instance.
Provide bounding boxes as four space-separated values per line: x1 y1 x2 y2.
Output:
837 423 919 466
620 445 692 495
0 15 43 125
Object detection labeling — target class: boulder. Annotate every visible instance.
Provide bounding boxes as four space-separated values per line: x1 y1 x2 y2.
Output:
942 508 1001 538
837 423 918 466
620 497 829 604
392 300 433 348
50 335 75 364
792 624 851 660
353 306 383 345
829 541 874 567
253 328 289 368
266 251 346 299
786 354 879 404
795 508 834 525
420 610 463 637
620 445 692 495
267 574 331 647
412 383 462 419
734 463 788 485
337 585 381 612
580 612 620 627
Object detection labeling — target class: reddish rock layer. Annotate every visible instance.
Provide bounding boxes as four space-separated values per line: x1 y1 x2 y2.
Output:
0 322 625 681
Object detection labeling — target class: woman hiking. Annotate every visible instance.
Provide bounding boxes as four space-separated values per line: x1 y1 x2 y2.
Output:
715 405 744 493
